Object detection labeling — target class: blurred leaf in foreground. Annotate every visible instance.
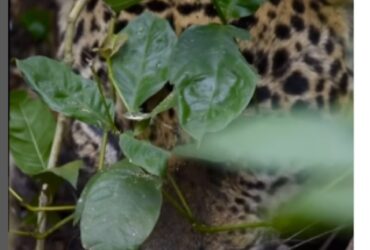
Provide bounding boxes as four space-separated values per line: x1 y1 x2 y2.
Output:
174 112 353 170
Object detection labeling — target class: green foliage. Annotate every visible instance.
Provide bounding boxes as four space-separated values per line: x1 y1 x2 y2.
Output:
110 12 177 112
16 56 115 129
213 0 265 21
48 160 82 188
175 114 353 169
170 24 257 140
104 0 143 13
119 133 170 177
19 8 52 41
10 91 82 187
10 90 56 175
77 162 162 250
11 5 353 249
100 33 128 59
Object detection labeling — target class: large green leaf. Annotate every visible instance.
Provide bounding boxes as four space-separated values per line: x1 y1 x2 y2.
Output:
213 0 265 21
119 133 170 177
110 11 177 112
9 90 56 175
174 114 353 169
16 56 114 129
104 0 143 13
78 161 162 250
170 24 258 140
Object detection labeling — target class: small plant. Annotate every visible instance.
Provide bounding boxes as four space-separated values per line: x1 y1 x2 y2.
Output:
9 0 353 250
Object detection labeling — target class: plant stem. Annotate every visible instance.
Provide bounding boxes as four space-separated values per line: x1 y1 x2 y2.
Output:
38 214 74 239
63 0 90 65
168 174 194 220
98 130 109 171
162 190 194 223
163 185 269 234
164 177 270 234
47 115 66 170
35 184 47 250
9 188 75 212
35 114 67 250
10 214 74 240
9 230 35 237
34 0 89 249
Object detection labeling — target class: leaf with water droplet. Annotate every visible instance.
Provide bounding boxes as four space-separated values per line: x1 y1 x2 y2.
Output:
79 161 162 250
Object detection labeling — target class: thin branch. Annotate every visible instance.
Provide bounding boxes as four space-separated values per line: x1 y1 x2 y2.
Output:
35 184 48 250
9 214 74 240
163 188 268 234
35 0 89 249
9 230 35 237
162 190 193 223
98 130 109 171
63 0 90 65
47 115 66 170
9 187 75 212
168 174 194 220
39 214 74 239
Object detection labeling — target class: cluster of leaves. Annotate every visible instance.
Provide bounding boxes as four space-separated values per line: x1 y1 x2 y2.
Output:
11 6 258 249
10 1 353 250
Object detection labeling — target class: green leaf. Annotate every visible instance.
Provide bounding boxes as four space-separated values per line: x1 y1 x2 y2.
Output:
174 113 353 169
16 56 114 129
9 90 56 175
104 0 143 13
119 133 170 177
110 11 177 112
213 0 265 21
78 161 162 250
170 24 258 140
19 8 51 40
48 160 82 188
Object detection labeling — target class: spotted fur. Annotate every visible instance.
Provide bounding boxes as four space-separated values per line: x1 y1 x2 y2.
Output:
55 0 353 249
